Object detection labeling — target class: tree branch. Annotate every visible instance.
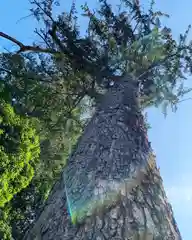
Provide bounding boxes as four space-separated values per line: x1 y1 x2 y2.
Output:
178 97 192 103
34 28 52 49
137 51 182 81
0 31 58 54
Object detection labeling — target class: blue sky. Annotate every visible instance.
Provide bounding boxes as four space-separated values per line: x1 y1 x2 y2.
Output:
1 0 192 238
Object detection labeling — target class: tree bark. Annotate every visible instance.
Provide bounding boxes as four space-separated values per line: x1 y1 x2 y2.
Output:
24 76 182 240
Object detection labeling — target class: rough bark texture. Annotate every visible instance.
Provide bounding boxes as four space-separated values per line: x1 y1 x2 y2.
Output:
24 77 182 240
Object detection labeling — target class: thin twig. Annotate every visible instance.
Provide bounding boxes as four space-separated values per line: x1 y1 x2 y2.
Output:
0 32 24 49
32 0 55 23
34 28 52 48
0 67 12 75
16 14 34 24
178 97 192 103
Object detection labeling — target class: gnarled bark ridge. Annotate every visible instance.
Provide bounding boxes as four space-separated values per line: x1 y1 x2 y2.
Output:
24 77 182 240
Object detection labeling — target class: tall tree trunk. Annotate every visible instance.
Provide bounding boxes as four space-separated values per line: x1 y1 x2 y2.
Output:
24 76 182 240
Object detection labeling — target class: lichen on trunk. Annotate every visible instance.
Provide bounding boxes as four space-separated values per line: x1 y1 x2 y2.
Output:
24 76 182 240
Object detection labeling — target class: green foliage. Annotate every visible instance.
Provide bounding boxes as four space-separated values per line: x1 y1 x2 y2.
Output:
0 52 85 239
28 0 192 116
0 205 12 240
0 220 11 240
0 101 40 207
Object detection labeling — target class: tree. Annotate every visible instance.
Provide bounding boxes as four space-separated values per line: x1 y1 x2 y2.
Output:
0 52 85 239
22 77 181 239
0 100 40 239
0 100 40 207
1 0 191 239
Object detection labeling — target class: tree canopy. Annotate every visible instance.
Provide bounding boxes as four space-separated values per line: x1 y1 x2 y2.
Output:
2 0 192 111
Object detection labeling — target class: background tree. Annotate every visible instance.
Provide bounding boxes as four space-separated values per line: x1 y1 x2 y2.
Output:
0 51 86 239
0 100 40 207
0 99 40 239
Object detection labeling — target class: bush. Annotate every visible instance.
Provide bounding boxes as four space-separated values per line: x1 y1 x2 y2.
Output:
0 101 40 207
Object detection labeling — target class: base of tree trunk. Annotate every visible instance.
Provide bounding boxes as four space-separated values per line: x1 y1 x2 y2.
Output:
23 153 181 240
